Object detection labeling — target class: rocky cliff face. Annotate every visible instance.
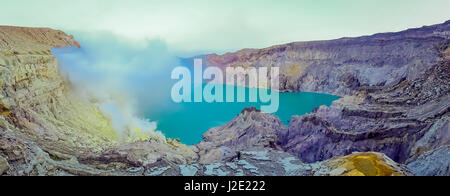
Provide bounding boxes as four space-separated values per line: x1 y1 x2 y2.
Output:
206 21 449 95
0 26 196 175
1 21 448 176
197 21 449 176
0 26 120 149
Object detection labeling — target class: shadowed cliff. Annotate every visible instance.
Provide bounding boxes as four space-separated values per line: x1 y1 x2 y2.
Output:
196 21 449 176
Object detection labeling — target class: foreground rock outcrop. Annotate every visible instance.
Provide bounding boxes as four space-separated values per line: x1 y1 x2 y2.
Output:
1 21 449 176
144 150 412 176
196 107 285 164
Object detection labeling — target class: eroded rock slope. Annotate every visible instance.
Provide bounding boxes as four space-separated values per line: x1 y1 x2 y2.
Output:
0 26 196 175
197 21 450 176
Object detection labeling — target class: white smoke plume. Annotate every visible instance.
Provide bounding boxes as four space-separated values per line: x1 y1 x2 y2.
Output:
52 32 183 142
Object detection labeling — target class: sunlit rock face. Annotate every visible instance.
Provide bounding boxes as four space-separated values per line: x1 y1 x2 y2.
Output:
0 26 195 175
0 26 118 149
0 26 122 175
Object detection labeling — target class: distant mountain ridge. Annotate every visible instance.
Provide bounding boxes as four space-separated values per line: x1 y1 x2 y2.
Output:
204 20 450 95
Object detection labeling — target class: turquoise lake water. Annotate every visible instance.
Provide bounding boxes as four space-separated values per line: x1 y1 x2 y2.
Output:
51 47 340 145
145 84 340 145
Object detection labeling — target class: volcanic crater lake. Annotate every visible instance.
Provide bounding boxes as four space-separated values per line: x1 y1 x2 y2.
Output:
51 47 339 145
145 84 340 145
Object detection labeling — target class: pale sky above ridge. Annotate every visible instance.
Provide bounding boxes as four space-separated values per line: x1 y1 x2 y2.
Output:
1 0 449 52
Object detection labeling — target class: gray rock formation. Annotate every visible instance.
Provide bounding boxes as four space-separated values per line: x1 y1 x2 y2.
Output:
196 107 285 163
145 150 412 176
0 155 8 175
201 21 450 175
206 21 450 95
407 145 450 176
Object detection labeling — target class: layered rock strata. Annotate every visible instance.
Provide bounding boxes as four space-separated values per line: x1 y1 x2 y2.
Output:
197 21 450 176
0 26 196 175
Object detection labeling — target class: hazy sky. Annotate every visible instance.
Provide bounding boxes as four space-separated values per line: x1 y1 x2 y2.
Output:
2 0 449 52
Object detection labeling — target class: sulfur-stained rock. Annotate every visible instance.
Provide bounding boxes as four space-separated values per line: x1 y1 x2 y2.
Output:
0 26 120 151
312 152 412 176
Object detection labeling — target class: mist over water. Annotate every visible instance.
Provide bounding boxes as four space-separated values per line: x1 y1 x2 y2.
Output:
52 32 182 141
149 83 339 145
52 32 339 145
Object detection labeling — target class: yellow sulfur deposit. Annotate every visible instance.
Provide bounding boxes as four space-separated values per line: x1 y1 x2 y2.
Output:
133 127 150 141
329 152 404 176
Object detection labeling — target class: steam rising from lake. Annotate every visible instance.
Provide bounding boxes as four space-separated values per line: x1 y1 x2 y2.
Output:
52 32 184 141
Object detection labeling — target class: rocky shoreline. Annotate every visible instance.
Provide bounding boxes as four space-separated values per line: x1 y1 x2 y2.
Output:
0 21 449 176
